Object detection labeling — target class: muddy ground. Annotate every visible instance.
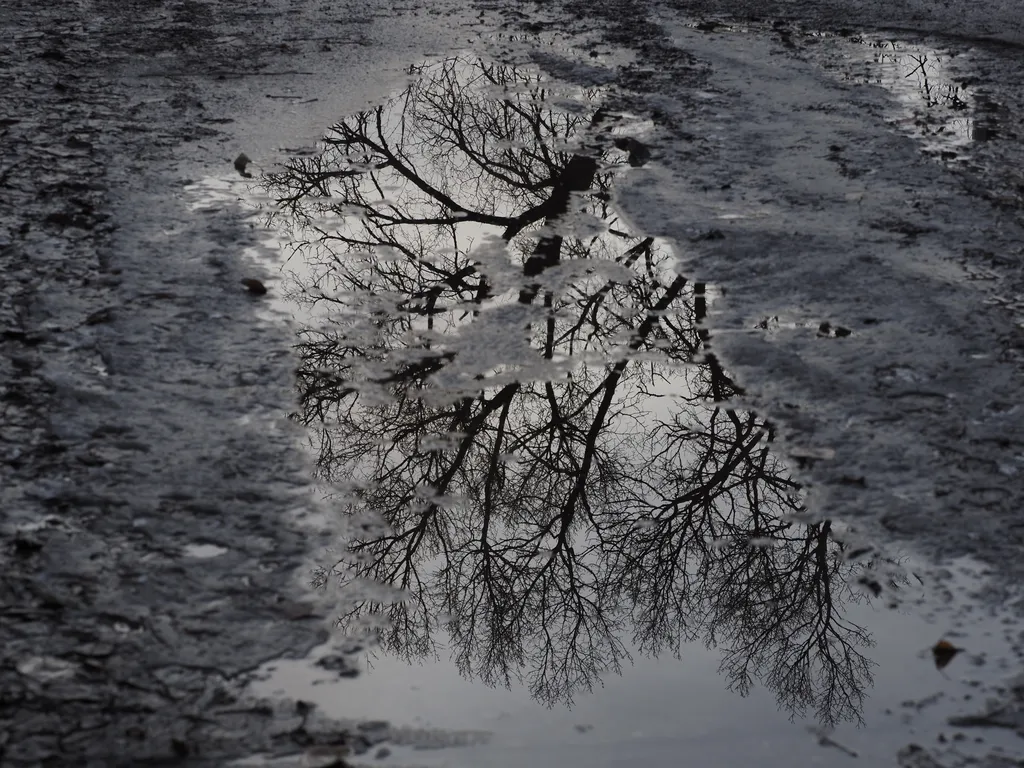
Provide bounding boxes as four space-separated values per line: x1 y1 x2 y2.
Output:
0 0 485 764
2 0 1023 766
665 0 1024 45
521 0 1024 593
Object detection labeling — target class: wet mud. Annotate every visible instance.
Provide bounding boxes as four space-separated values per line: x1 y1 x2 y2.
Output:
1 0 496 765
4 0 1024 766
0 2 332 764
474 2 1024 766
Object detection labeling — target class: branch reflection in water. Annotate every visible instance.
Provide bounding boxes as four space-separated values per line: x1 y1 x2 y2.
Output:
262 55 888 728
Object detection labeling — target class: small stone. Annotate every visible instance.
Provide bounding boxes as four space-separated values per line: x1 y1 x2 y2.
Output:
240 278 267 295
84 307 115 325
234 152 253 178
13 535 43 556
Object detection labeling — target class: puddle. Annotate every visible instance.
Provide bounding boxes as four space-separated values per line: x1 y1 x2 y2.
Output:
685 19 996 161
224 52 1024 767
253 591 1022 766
815 32 979 157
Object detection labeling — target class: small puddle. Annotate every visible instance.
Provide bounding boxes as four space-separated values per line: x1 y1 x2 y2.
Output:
814 32 980 157
686 19 999 162
224 52 1024 767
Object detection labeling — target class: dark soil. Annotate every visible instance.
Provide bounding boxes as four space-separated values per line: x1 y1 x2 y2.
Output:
0 1 423 764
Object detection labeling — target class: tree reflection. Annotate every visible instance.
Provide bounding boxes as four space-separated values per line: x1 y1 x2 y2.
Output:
263 55 878 726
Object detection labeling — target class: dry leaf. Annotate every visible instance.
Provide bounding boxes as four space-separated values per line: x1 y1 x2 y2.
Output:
240 278 267 296
932 640 961 669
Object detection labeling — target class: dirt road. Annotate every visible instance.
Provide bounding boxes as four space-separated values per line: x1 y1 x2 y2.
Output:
1 0 491 764
2 0 1023 766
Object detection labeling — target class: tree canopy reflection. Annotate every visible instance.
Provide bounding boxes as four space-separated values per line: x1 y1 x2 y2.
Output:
263 55 878 726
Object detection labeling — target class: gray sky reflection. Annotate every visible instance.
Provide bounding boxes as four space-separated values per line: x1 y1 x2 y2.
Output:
260 54 900 732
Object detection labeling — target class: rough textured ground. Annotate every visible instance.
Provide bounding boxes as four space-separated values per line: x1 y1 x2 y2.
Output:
3 0 1024 765
662 0 1024 45
0 2 335 764
479 0 1024 764
0 0 489 764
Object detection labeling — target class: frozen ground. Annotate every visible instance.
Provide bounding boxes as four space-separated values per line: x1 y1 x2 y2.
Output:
1 0 1023 766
